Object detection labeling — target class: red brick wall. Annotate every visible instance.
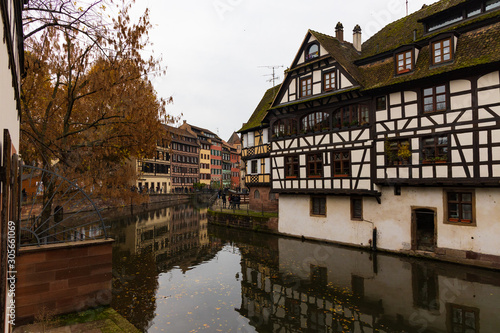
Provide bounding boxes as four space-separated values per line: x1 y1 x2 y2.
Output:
16 239 114 323
249 187 278 213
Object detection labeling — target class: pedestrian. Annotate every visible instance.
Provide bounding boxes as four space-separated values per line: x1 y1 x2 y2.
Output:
236 195 241 209
222 193 227 208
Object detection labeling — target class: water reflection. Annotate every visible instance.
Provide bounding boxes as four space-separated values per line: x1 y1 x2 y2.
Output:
108 205 500 332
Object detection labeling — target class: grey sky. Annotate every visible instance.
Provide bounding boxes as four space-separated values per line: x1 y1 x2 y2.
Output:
133 0 435 141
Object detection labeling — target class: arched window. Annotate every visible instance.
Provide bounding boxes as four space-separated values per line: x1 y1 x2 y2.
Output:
306 44 319 61
254 190 260 199
300 112 330 133
333 104 369 129
272 119 298 137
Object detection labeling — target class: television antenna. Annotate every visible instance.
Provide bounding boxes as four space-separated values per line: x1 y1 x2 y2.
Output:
259 65 284 86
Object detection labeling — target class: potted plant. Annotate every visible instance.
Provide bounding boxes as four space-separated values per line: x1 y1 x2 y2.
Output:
397 142 412 164
384 138 396 165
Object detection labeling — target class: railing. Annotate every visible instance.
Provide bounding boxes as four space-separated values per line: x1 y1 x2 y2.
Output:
242 143 271 158
19 165 108 247
245 174 271 184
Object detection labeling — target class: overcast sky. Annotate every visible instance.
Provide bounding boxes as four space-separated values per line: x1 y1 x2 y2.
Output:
132 0 437 141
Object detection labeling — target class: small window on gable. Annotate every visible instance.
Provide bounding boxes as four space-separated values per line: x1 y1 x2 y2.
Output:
376 96 386 111
323 71 336 92
432 38 453 65
396 49 414 74
306 44 319 61
300 77 313 98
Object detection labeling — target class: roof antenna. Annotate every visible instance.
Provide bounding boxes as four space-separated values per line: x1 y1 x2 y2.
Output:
259 65 284 86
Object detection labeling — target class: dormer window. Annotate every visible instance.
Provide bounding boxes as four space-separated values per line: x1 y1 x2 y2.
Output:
306 44 319 61
432 37 453 65
396 50 413 74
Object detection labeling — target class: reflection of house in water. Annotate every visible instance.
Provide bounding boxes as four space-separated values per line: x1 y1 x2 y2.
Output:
111 205 212 272
237 237 500 332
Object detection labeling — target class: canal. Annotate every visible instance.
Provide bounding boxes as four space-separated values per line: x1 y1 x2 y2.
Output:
108 203 500 332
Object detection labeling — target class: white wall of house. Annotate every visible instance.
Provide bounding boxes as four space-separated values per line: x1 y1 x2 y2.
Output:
279 186 500 256
0 21 20 153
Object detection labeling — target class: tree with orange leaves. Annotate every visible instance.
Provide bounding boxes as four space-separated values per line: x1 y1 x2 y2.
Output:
21 0 174 210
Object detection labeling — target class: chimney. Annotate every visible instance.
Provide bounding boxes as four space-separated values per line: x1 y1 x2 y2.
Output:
353 24 362 52
335 22 344 42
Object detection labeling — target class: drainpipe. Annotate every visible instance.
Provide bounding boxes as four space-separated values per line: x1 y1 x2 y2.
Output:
360 219 377 252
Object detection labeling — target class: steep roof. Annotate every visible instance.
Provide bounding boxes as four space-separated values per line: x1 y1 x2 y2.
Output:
359 20 500 90
360 0 495 59
238 85 281 133
163 124 197 140
309 30 362 81
227 132 241 145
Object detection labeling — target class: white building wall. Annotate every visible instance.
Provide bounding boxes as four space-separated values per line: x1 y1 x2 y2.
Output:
279 187 500 256
0 21 20 153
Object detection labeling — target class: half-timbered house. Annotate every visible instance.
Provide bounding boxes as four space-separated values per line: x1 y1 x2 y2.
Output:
239 86 281 212
268 0 500 268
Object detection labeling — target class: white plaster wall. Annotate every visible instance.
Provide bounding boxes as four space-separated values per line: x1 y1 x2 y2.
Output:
279 187 500 256
439 188 500 256
264 157 271 174
0 22 20 153
262 128 269 144
248 132 255 147
242 133 248 148
340 73 353 89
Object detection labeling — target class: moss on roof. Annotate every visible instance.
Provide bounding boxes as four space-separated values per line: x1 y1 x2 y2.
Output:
238 85 281 133
361 0 483 59
360 21 500 90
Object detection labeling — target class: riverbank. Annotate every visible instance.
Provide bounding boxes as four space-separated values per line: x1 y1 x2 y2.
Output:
14 307 139 333
208 208 278 233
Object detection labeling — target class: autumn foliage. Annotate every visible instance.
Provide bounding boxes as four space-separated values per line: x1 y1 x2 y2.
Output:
21 0 172 203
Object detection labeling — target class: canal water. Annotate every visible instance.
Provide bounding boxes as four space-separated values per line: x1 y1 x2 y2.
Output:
108 203 500 332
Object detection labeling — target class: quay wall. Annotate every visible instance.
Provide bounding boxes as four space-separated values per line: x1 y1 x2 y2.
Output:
15 239 114 323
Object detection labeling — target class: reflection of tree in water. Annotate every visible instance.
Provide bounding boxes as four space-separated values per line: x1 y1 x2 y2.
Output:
112 249 159 332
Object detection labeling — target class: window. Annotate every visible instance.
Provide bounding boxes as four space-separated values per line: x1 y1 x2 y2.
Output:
300 77 312 98
333 104 369 128
486 0 500 10
251 160 258 174
310 196 326 216
307 153 323 177
273 119 298 137
301 112 329 133
323 71 336 91
447 304 479 333
285 155 299 178
432 38 452 65
423 85 447 113
333 151 350 176
306 44 319 61
396 50 413 74
422 136 448 163
351 197 363 220
385 138 411 165
375 96 386 111
254 190 260 199
446 191 474 224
